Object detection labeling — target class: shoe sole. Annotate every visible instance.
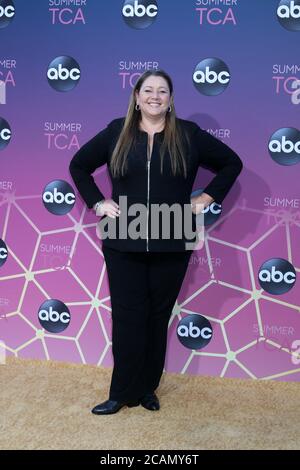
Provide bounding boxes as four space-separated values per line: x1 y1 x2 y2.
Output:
141 404 160 411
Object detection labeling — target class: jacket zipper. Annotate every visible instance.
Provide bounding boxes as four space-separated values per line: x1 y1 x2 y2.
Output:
146 135 154 252
146 159 151 252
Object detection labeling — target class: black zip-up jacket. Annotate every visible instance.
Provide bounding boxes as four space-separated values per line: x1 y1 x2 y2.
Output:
69 117 243 252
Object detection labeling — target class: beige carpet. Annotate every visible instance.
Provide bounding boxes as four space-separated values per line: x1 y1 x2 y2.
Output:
1 357 300 450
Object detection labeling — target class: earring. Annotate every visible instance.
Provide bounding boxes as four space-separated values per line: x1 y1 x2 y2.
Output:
135 103 140 111
168 105 172 112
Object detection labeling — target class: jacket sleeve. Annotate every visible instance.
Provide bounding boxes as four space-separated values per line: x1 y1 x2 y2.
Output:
193 124 243 205
69 120 114 209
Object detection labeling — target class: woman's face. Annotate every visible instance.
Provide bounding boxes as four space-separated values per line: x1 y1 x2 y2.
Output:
135 75 171 120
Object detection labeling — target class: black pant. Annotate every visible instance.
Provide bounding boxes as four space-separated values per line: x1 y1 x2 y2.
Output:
102 245 193 402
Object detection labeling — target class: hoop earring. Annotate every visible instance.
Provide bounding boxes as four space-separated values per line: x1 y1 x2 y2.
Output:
168 105 172 113
135 103 140 111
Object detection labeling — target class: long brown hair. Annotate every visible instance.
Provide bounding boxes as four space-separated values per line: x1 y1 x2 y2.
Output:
109 70 189 179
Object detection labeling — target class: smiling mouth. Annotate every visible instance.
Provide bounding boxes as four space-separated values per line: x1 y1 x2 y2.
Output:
148 103 161 107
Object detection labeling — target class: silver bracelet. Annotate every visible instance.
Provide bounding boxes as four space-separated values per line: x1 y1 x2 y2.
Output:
93 200 105 212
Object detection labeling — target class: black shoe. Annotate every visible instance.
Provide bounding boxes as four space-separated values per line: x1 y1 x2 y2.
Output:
140 392 160 411
91 398 140 415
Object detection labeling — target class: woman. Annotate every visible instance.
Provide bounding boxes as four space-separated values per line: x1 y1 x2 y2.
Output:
69 69 243 415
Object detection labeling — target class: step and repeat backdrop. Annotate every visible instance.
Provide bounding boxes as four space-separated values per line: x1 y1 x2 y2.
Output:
0 0 300 382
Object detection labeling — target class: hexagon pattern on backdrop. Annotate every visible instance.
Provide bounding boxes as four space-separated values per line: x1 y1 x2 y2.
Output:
1 189 299 382
1 1 300 382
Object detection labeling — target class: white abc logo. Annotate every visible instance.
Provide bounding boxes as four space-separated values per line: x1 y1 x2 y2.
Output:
177 322 213 339
39 307 70 324
193 67 230 85
269 136 300 154
259 266 296 284
47 64 80 81
203 202 221 215
0 128 11 140
43 188 75 205
123 1 157 18
0 247 8 259
0 6 15 18
277 1 300 18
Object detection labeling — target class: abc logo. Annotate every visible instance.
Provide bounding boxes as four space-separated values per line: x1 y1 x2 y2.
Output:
258 258 296 295
193 58 231 96
0 0 15 29
277 0 300 31
177 314 213 350
0 117 11 150
47 56 81 92
42 180 76 215
0 239 8 267
122 0 158 29
190 189 222 226
268 128 300 166
38 299 71 333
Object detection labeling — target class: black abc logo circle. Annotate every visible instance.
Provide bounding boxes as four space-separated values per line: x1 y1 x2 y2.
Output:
0 0 15 29
0 117 11 150
0 239 8 267
177 314 213 350
38 299 71 333
47 56 81 92
268 127 300 166
277 0 300 31
193 58 231 96
42 180 76 215
258 258 296 295
122 0 158 29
